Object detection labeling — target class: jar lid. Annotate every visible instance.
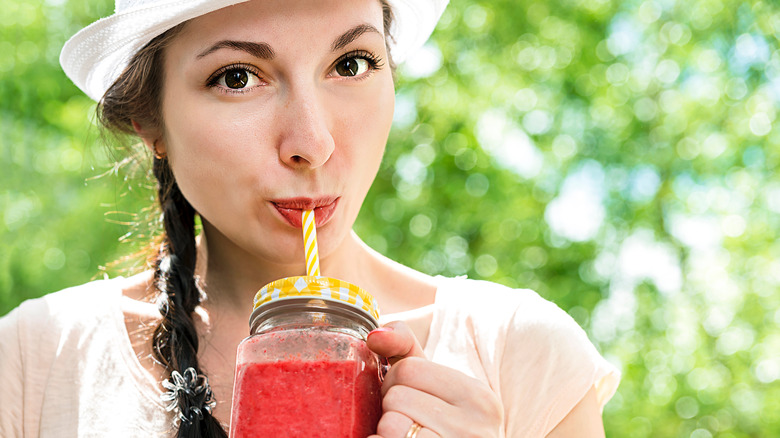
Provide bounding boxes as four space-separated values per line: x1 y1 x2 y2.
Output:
253 276 380 324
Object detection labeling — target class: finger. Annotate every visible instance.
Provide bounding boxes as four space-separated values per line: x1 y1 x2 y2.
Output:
381 356 491 406
381 384 454 436
366 320 426 364
373 411 442 438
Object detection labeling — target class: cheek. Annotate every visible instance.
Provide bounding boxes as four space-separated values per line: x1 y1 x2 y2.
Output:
374 81 395 139
164 108 224 192
159 96 261 215
366 82 394 169
340 78 395 164
162 86 272 171
165 104 257 159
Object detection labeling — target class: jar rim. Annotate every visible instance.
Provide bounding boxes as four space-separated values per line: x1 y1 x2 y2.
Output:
252 276 380 326
248 297 380 334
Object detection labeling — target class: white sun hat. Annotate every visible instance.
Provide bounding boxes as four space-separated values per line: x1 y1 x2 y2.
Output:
60 0 449 102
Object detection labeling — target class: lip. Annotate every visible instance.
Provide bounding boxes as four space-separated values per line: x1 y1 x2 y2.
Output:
271 197 340 228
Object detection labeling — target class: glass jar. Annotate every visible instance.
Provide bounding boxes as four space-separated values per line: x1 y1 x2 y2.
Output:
229 276 384 438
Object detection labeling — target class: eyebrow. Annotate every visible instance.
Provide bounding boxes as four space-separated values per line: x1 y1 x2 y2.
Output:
331 23 382 51
197 40 275 60
196 23 381 60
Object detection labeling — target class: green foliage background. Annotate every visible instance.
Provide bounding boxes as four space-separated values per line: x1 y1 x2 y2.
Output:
2 0 779 436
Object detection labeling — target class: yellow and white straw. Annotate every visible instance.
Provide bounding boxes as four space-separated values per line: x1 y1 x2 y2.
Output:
302 209 320 276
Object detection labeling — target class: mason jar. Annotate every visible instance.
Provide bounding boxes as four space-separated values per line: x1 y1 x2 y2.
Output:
229 276 384 438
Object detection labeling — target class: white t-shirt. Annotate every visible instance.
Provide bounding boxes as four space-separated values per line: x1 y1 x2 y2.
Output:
0 276 619 437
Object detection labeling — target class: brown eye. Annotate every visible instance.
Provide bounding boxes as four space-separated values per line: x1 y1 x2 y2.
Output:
214 67 261 90
224 69 248 88
334 58 369 77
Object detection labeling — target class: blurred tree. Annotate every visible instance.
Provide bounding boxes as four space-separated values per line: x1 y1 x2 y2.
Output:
1 0 779 436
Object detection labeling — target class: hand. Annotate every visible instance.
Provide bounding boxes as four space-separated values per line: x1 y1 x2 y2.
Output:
366 321 503 438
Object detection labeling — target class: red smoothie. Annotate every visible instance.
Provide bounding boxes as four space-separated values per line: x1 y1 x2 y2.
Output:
230 331 382 437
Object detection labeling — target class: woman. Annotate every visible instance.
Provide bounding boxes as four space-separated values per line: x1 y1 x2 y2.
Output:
0 0 619 436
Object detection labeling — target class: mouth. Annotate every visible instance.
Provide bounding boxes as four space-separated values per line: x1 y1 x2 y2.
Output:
270 197 340 228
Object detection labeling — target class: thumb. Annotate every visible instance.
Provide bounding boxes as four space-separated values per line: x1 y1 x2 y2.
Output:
366 320 425 365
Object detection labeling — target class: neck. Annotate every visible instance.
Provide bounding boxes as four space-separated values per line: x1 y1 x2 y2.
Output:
194 222 436 322
194 227 375 316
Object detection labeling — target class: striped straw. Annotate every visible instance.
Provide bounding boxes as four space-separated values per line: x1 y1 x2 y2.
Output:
302 209 320 276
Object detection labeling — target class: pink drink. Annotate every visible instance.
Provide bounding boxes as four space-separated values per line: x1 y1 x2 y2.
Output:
230 329 382 437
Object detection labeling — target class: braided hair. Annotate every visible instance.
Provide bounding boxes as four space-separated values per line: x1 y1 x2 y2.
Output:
97 3 396 437
152 155 225 436
99 24 228 437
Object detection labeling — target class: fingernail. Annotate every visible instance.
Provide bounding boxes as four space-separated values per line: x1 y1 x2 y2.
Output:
367 327 394 339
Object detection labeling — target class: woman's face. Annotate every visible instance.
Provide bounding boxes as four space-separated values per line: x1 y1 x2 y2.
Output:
158 0 394 269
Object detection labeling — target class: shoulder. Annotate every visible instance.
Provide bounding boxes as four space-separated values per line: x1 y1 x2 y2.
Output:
434 276 571 332
0 277 172 436
428 276 585 370
436 275 552 306
0 277 127 436
436 276 614 371
0 277 128 362
432 276 620 434
4 277 124 331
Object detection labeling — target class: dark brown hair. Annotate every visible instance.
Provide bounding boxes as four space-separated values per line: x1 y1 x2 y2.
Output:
98 3 396 437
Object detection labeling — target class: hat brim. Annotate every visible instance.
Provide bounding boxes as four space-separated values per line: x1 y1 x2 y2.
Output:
60 0 448 102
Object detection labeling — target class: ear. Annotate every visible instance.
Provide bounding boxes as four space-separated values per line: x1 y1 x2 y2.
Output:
132 120 166 158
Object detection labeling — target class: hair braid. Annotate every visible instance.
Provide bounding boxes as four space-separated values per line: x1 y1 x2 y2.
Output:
151 156 228 437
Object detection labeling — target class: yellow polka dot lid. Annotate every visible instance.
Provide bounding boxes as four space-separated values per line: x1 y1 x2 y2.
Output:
253 276 380 325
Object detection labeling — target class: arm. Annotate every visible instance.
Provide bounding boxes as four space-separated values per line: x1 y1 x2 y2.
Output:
546 386 605 438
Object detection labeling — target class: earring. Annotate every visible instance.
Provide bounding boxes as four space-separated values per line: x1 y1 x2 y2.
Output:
153 139 167 159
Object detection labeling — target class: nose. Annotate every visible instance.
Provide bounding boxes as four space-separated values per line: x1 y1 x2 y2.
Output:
277 87 335 169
